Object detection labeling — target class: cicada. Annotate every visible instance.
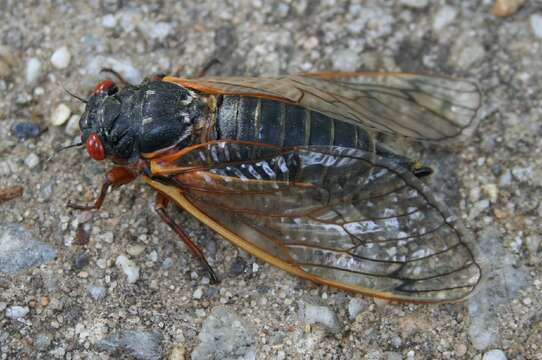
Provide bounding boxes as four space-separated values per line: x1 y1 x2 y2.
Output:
66 71 482 303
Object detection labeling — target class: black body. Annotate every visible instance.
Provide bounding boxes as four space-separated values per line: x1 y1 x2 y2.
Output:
79 81 203 163
80 81 415 170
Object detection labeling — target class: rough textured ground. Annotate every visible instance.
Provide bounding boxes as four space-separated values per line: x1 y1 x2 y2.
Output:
0 1 541 359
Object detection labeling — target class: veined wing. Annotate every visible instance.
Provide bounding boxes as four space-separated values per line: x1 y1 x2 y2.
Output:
146 141 481 303
164 71 481 143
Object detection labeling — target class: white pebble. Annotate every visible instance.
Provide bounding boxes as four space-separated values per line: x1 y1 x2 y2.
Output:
482 349 507 360
400 0 428 9
6 305 29 319
50 46 71 69
24 153 40 169
65 114 80 136
530 15 542 39
50 103 71 126
115 255 140 283
25 58 42 85
433 6 458 32
193 288 203 300
302 303 340 332
126 244 145 256
102 14 117 28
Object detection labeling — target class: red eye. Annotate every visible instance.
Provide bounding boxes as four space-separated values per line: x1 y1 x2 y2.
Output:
92 79 115 95
86 133 105 160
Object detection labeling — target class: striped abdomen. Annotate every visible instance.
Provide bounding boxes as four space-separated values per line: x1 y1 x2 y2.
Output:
215 96 374 152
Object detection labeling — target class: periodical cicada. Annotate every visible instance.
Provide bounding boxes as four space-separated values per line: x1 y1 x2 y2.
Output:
65 70 482 303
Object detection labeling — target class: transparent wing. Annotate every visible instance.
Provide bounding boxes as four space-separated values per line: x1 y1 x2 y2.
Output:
148 141 481 302
164 71 481 143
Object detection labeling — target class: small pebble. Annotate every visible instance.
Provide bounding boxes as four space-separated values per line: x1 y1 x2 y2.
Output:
193 288 204 300
492 0 526 17
391 335 402 348
195 309 206 317
482 349 507 360
162 257 174 269
50 103 71 126
126 244 145 256
34 333 52 351
50 46 71 69
25 57 42 85
88 285 106 301
11 122 43 140
433 6 458 32
454 41 486 69
6 305 29 319
400 0 428 9
511 166 532 182
65 114 80 136
115 255 140 283
469 199 490 220
347 297 368 320
24 152 40 169
74 253 90 269
229 256 246 276
455 343 467 357
102 14 117 28
301 303 340 333
481 184 498 203
530 15 542 38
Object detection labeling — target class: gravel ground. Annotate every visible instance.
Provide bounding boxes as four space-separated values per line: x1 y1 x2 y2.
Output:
1 1 541 359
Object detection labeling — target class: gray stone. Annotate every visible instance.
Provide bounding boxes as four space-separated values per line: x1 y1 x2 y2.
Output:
34 333 52 351
87 285 106 301
192 306 256 360
483 349 507 360
97 330 162 360
347 297 368 320
0 224 56 274
5 305 29 319
24 153 40 169
301 302 341 333
433 6 458 32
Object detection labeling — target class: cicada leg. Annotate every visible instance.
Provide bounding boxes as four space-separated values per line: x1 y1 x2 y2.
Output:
67 167 137 210
154 192 218 283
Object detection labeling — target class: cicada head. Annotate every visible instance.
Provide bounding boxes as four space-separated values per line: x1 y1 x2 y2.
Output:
79 79 201 165
78 79 140 163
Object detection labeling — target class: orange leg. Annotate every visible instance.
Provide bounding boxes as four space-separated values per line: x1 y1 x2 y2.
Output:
68 167 137 210
154 192 218 283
